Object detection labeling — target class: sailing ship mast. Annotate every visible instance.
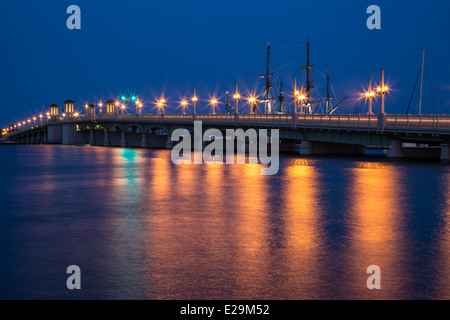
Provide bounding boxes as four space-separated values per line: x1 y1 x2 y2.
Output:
325 71 332 114
260 43 273 114
301 38 314 113
419 49 425 115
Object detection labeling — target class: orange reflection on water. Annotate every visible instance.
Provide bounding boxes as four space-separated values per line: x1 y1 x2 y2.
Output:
282 161 324 298
347 162 407 299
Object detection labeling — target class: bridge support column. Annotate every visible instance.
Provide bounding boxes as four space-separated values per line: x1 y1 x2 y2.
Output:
121 132 128 147
441 144 450 160
89 129 96 146
298 141 313 155
166 135 173 149
104 130 110 147
141 133 149 148
387 140 405 158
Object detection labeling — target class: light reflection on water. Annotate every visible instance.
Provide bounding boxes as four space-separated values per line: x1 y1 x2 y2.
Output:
0 145 449 299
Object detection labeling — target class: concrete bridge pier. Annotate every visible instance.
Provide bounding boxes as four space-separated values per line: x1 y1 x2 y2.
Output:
89 129 96 146
387 140 405 158
441 144 450 160
62 124 77 145
104 130 111 146
298 141 313 155
47 124 61 144
121 132 128 147
166 135 174 149
141 133 149 148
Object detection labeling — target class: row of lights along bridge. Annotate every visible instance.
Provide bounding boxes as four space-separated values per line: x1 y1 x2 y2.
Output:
2 70 390 134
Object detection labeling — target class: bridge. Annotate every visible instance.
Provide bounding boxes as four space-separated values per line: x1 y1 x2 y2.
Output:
3 104 450 160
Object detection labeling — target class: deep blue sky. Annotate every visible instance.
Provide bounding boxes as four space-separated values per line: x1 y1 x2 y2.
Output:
1 0 450 127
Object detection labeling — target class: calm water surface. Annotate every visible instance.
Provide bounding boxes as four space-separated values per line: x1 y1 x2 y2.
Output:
0 145 449 299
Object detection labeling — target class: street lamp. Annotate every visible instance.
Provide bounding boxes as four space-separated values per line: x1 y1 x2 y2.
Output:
248 89 257 114
233 83 240 114
192 88 198 115
135 99 143 114
292 77 299 115
376 68 389 114
157 93 165 114
210 93 218 114
364 78 376 115
180 97 188 114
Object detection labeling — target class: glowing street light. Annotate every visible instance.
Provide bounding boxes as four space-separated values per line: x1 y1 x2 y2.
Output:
233 83 240 114
248 89 257 114
210 93 218 114
192 88 198 115
376 68 389 114
292 77 299 115
180 97 188 114
136 100 143 114
364 78 376 115
157 92 165 114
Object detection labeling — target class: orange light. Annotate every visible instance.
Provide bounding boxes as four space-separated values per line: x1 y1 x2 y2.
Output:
293 90 300 97
74 112 79 117
33 117 36 121
192 96 198 102
233 93 240 99
115 101 119 106
181 100 188 106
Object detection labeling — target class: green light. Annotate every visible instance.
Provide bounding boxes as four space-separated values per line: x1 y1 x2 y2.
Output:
131 96 136 101
121 96 126 101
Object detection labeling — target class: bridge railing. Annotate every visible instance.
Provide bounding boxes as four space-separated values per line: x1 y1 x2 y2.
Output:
385 115 450 129
237 114 293 123
296 114 379 127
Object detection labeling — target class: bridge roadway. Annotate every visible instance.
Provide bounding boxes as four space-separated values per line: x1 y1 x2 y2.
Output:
4 113 450 159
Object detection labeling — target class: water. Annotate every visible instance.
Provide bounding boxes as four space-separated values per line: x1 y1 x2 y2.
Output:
0 145 449 300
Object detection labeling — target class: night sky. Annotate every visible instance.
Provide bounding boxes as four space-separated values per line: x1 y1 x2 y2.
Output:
1 0 450 127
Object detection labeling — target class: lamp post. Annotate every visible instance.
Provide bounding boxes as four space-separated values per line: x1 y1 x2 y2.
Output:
181 97 188 114
158 92 165 114
192 88 197 115
297 90 306 114
365 78 375 115
248 89 257 114
210 93 218 114
233 83 240 114
293 77 299 116
377 69 389 114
